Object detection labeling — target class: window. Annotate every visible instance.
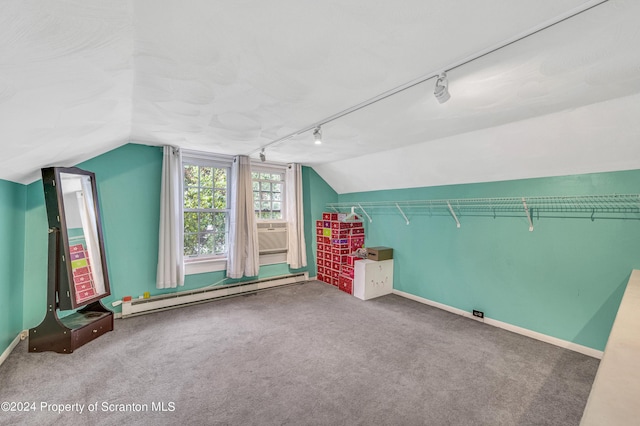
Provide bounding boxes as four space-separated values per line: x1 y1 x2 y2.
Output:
183 162 229 258
252 170 285 220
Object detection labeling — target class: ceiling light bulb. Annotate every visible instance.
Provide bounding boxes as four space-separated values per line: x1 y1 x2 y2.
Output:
259 149 266 162
313 126 322 145
434 72 450 104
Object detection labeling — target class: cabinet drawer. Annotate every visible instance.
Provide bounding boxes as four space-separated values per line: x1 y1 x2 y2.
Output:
71 314 113 350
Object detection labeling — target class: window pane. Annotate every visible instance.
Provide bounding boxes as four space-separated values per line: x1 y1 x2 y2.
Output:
273 192 281 201
271 173 282 181
199 233 214 255
184 234 198 257
254 201 261 211
261 181 270 191
261 192 271 201
214 212 225 229
199 212 213 232
200 167 213 187
184 212 198 233
214 189 226 209
261 201 271 211
184 165 199 187
252 181 259 191
260 172 270 179
272 202 281 211
260 211 270 219
200 188 213 209
251 172 259 179
214 168 227 188
184 187 198 209
214 232 226 254
273 183 282 193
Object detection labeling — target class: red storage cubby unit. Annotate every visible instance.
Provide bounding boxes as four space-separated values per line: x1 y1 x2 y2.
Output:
316 212 365 294
338 275 353 294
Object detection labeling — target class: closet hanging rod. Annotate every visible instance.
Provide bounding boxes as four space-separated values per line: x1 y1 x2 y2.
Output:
327 194 640 215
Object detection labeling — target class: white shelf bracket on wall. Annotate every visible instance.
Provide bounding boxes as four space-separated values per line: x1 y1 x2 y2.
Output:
358 203 372 223
447 202 461 228
396 203 410 225
522 198 534 232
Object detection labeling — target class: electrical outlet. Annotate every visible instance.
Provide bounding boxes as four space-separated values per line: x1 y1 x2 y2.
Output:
473 310 484 319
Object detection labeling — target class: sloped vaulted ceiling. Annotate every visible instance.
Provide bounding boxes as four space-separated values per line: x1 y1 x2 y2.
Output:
0 1 134 184
1 0 639 191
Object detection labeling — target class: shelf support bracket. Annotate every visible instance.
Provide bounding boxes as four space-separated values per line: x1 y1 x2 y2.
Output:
522 198 534 232
447 202 461 228
395 203 410 225
357 203 372 223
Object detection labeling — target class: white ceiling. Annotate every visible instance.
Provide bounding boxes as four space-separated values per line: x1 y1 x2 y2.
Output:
1 0 639 191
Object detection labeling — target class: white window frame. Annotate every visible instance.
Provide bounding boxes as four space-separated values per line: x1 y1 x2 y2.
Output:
250 162 286 222
251 161 289 265
182 151 233 275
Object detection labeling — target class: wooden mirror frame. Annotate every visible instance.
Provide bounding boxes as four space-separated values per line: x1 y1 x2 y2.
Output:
42 166 111 309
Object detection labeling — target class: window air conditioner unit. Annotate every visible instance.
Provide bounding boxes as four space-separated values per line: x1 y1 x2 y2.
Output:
257 222 288 254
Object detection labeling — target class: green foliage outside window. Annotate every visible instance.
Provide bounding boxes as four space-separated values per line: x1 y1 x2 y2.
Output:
184 164 229 257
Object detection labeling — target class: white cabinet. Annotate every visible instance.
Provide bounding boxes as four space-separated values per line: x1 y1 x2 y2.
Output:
353 259 394 300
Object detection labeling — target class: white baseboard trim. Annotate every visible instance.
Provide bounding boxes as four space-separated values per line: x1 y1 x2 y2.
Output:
392 289 603 359
0 330 27 368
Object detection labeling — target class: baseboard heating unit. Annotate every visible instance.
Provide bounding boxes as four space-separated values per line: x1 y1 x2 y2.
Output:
121 272 308 318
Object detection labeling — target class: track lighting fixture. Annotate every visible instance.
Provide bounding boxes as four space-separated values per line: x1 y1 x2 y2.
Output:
313 126 322 145
248 3 601 157
434 72 450 104
259 148 266 162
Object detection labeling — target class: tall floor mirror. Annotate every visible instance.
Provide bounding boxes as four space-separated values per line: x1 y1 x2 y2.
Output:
29 167 114 354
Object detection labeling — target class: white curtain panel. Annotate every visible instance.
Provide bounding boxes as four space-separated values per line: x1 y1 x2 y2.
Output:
227 155 260 279
286 163 307 269
157 146 185 289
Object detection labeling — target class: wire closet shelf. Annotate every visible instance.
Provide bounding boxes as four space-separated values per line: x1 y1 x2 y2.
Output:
326 194 640 230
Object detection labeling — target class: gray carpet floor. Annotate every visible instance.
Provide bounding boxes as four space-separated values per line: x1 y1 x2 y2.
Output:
0 281 599 426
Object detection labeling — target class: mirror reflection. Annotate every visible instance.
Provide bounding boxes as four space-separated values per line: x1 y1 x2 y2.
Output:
59 173 107 303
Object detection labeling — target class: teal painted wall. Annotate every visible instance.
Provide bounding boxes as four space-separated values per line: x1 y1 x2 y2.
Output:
0 179 26 355
23 180 47 327
22 143 164 326
10 141 639 353
22 144 318 327
339 170 640 351
302 167 338 276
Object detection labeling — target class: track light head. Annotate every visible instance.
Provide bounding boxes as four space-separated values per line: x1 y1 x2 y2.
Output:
259 148 266 162
434 72 450 104
313 126 322 145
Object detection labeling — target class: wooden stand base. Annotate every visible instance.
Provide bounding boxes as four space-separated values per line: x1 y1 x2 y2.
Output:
29 301 113 354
